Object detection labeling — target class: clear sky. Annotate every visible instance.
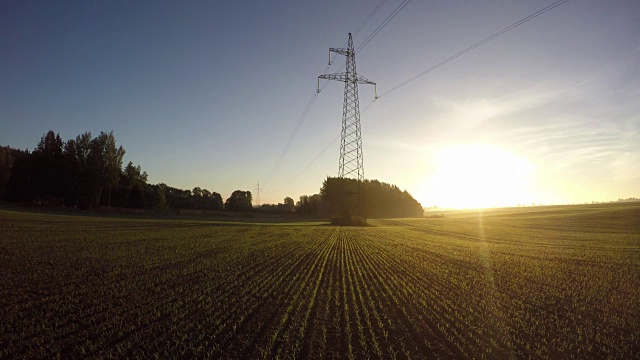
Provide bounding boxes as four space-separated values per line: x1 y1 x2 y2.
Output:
1 0 638 209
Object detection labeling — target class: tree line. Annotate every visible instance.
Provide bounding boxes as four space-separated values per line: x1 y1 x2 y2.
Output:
255 197 295 213
1 131 424 218
0 130 252 211
295 177 424 218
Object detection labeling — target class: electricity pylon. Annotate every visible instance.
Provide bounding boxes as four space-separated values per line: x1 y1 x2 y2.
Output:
254 182 262 207
318 33 377 222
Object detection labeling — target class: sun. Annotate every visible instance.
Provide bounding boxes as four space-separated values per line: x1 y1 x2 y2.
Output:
428 144 535 209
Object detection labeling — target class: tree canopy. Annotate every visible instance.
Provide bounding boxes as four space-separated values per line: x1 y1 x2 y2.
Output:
1 130 226 212
319 177 423 218
224 190 253 212
2 131 424 219
257 197 296 213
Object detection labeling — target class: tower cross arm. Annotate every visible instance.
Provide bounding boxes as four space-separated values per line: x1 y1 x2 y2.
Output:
353 73 375 86
318 72 348 82
318 73 376 86
329 47 350 56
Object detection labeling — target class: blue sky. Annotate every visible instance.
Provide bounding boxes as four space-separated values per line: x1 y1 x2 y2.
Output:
1 0 638 208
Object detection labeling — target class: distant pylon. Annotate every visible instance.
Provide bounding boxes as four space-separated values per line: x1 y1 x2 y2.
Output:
318 33 377 220
254 182 262 207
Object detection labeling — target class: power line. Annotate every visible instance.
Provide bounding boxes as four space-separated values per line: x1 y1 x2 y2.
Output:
264 0 404 188
356 0 413 53
267 95 378 195
274 0 570 190
354 0 390 37
324 0 412 85
264 90 319 186
268 135 340 194
377 0 570 98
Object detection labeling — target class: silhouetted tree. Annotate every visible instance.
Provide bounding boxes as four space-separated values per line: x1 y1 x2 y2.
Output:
197 189 223 210
192 187 202 210
200 189 211 209
163 185 191 209
87 131 125 207
295 194 329 216
70 132 93 207
0 147 15 198
256 196 297 213
225 190 253 212
145 184 166 209
283 197 295 212
1 130 228 213
122 161 148 208
320 177 423 218
32 131 66 203
0 146 29 200
210 191 224 210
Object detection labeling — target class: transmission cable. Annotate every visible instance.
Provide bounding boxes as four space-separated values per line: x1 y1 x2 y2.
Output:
264 90 319 186
356 0 412 53
266 100 377 195
318 0 411 94
264 0 398 188
377 0 570 99
320 0 395 91
354 0 389 37
268 134 340 194
269 0 413 191
279 0 570 190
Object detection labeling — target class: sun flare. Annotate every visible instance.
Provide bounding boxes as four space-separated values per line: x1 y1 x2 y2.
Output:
429 144 535 209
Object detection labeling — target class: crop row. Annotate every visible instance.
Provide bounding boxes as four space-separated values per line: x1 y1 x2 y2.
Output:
1 208 638 359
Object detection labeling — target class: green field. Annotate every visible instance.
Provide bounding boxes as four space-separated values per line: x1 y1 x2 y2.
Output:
1 203 639 359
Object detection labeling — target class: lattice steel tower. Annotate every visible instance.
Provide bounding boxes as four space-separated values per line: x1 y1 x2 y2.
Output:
318 33 376 220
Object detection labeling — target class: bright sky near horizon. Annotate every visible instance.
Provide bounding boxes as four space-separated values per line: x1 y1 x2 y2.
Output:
1 1 639 209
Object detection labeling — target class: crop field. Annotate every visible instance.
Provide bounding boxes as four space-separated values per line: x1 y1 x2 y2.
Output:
1 203 639 359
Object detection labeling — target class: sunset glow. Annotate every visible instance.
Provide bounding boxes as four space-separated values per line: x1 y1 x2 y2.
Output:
428 144 535 209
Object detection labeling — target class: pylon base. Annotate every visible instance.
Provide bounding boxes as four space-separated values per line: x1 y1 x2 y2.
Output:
330 214 368 226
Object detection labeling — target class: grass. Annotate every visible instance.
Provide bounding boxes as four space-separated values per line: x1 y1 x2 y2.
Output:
1 202 639 358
